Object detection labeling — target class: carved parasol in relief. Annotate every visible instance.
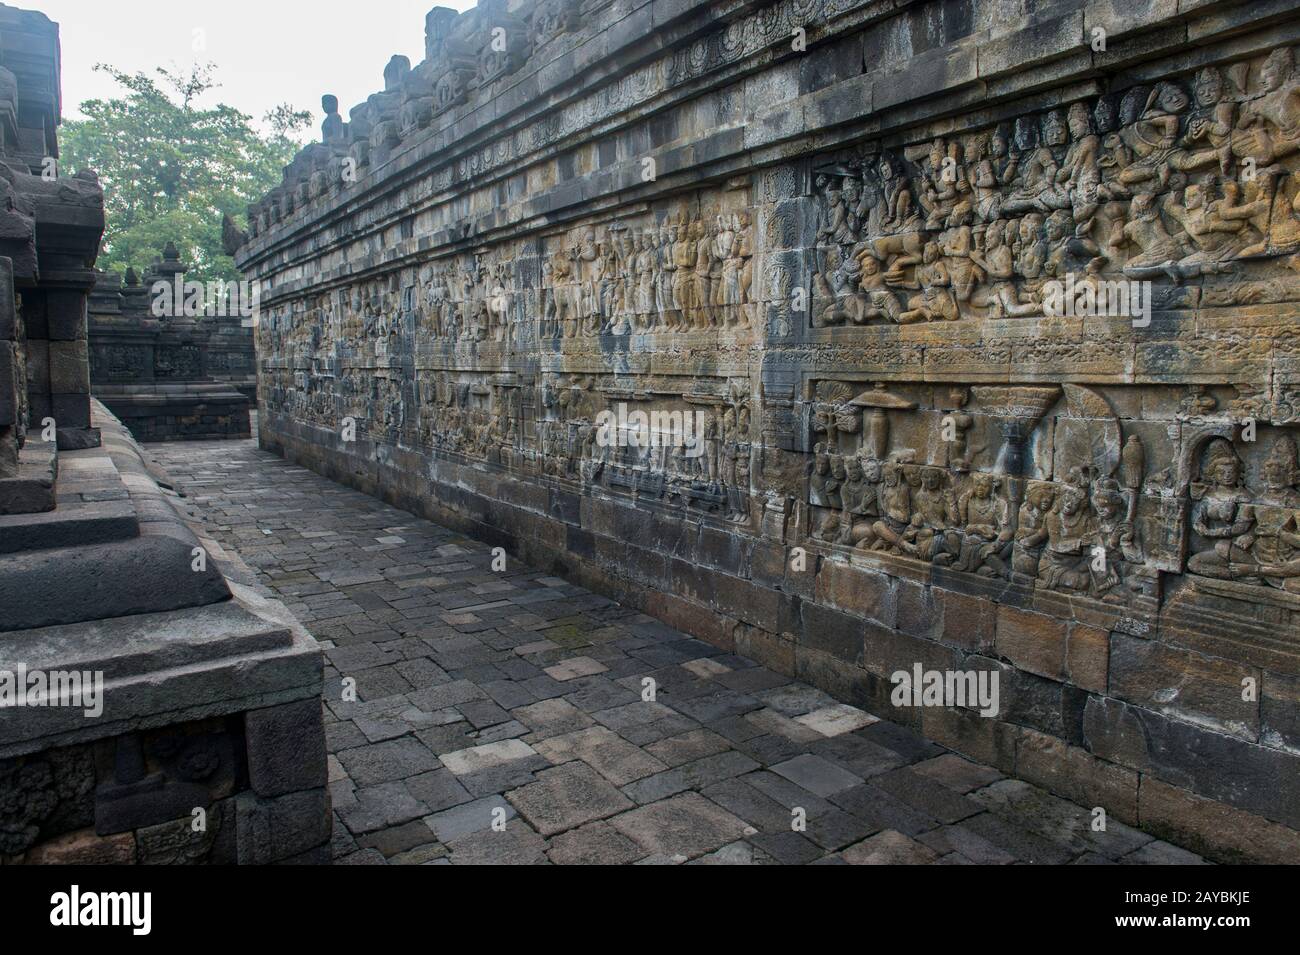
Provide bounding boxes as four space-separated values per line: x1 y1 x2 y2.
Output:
849 382 918 461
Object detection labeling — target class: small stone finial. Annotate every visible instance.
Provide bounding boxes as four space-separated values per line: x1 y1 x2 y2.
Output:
384 55 411 92
425 6 459 58
321 94 347 144
155 242 186 278
124 267 139 286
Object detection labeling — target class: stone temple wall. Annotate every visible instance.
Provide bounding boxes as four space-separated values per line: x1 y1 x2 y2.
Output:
234 0 1300 861
88 246 254 444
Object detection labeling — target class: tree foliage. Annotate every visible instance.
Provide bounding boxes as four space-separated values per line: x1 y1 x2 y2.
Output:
60 63 312 282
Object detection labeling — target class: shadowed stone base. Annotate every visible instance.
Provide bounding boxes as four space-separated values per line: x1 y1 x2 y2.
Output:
94 382 251 443
257 412 1300 864
0 401 327 864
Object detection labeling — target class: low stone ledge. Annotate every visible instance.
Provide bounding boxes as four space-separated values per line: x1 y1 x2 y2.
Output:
1 405 328 863
0 431 56 515
261 418 1298 861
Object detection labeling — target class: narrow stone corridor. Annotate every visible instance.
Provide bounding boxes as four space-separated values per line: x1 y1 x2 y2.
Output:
145 435 1206 865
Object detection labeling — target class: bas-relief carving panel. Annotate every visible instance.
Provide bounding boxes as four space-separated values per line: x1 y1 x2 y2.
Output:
258 41 1300 645
806 49 1300 330
261 184 763 521
780 45 1300 636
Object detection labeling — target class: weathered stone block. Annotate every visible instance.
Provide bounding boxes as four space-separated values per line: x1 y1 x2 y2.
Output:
1109 635 1259 741
977 11 1085 78
995 606 1067 681
1065 624 1109 694
733 623 795 676
801 601 864 666
135 811 222 864
1016 728 1139 824
921 706 1018 775
938 589 996 652
814 559 895 627
1261 670 1300 752
1138 776 1300 865
1084 0 1181 41
44 290 87 341
1083 696 1300 828
47 340 89 394
966 653 1064 734
235 787 331 865
245 699 329 797
0 342 16 427
50 393 90 429
895 580 940 639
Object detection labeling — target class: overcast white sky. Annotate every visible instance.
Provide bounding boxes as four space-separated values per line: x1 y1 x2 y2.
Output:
42 0 478 133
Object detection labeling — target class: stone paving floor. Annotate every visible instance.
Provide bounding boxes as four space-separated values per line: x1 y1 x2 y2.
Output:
147 433 1207 865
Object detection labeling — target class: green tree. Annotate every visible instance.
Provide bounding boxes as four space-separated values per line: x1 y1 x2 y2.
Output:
60 63 312 283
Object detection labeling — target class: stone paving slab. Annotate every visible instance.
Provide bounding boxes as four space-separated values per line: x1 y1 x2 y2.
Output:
147 435 1208 866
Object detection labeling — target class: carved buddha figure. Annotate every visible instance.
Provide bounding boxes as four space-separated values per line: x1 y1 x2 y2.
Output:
1013 484 1056 577
736 211 754 326
1268 168 1300 249
1060 101 1103 240
816 174 844 245
854 250 904 324
1261 435 1300 507
1187 438 1257 580
1014 213 1048 285
899 241 956 323
1119 81 1190 190
809 444 834 509
1041 482 1095 592
672 220 696 328
875 154 919 235
939 216 979 304
1038 210 1071 279
691 220 713 328
1211 178 1271 258
715 215 742 325
953 472 1013 577
1121 192 1187 278
973 127 1018 223
826 454 846 510
635 234 656 329
655 227 674 320
1235 47 1299 165
1091 478 1143 602
871 461 916 555
1249 435 1300 589
971 220 1036 318
907 466 961 563
838 457 882 549
810 452 846 539
1178 66 1236 176
919 138 969 230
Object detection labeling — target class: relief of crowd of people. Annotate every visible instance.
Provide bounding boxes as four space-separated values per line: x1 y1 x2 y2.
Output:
811 47 1300 326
